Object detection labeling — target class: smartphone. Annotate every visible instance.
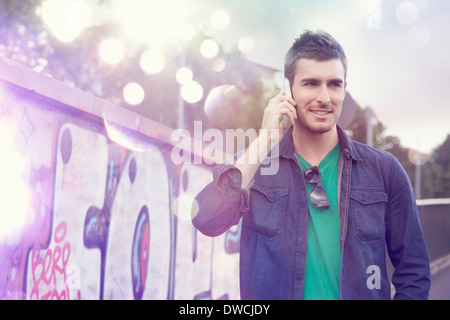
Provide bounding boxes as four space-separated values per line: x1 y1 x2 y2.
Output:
281 78 293 130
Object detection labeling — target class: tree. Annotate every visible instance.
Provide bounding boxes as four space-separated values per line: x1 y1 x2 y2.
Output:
3 1 448 199
346 102 450 199
0 0 274 134
421 135 450 199
345 103 417 191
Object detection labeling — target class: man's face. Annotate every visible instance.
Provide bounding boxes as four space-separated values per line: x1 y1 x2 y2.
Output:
291 58 347 134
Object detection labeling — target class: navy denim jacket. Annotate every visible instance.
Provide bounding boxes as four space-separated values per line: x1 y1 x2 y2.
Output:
192 126 430 300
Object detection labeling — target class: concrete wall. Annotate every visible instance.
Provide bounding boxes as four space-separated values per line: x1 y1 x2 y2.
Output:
417 200 450 262
0 57 240 300
1 57 449 300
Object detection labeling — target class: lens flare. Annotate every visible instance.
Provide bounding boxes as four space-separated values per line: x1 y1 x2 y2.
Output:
210 9 230 30
0 122 31 240
181 81 203 104
176 67 194 85
396 1 419 25
41 0 92 43
140 50 166 74
99 38 125 65
123 82 145 106
408 148 430 166
102 109 151 152
211 58 226 72
173 194 198 221
200 39 219 59
238 36 256 53
407 26 430 49
113 0 190 46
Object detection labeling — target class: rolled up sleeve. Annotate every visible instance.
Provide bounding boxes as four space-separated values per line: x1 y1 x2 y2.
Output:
192 164 250 237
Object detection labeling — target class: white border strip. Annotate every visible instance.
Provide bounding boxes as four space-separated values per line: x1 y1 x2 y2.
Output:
416 198 450 207
430 253 450 276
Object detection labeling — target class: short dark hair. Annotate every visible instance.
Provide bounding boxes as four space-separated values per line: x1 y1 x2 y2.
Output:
284 30 347 85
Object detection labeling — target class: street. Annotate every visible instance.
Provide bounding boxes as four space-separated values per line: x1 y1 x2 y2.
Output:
429 254 450 300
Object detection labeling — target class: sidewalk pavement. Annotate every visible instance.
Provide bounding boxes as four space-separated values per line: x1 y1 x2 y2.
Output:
429 253 450 300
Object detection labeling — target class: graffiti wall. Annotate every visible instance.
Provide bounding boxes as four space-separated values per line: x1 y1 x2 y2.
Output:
0 67 240 300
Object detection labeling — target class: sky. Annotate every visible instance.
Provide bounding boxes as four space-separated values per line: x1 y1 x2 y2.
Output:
197 0 450 154
37 0 450 154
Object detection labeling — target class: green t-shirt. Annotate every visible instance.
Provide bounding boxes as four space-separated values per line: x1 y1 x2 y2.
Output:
297 143 341 300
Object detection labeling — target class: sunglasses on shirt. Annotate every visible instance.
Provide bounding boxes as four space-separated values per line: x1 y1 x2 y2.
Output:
302 166 329 209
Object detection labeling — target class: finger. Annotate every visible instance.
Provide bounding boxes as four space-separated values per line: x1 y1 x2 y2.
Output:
279 98 297 111
280 107 296 126
287 97 297 107
279 118 286 131
278 91 296 104
280 101 297 119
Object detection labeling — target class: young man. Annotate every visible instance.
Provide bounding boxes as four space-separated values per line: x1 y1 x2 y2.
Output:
192 30 430 300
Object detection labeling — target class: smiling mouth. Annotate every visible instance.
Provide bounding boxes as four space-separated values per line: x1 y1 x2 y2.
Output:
311 110 332 115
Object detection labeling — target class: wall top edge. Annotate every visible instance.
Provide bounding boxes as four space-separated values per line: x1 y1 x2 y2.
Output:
0 55 229 165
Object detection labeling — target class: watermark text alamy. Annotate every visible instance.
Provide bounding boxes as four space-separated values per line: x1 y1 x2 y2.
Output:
171 121 280 175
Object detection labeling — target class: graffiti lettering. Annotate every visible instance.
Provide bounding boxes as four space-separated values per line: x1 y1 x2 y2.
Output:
29 221 80 300
0 80 240 300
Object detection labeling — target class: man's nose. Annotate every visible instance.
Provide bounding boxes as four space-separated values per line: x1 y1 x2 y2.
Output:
316 85 331 105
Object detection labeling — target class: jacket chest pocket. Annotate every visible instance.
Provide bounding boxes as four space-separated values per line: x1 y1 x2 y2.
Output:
245 184 288 240
350 190 388 243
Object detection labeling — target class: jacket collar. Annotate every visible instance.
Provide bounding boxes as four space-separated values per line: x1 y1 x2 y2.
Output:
278 125 363 162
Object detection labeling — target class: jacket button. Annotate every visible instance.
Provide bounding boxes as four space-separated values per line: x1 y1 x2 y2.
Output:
297 237 304 244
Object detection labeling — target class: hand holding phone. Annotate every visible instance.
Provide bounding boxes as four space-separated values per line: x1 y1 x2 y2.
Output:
281 78 293 130
260 77 296 140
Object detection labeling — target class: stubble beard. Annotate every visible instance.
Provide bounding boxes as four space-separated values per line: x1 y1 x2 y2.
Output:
297 104 339 135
